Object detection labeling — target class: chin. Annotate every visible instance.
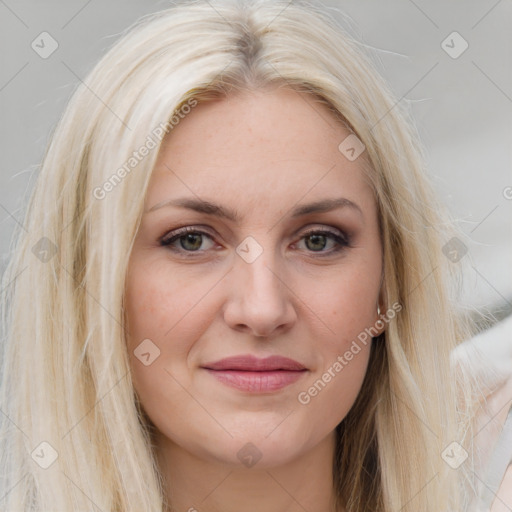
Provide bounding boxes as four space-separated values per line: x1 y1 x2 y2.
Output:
203 430 315 470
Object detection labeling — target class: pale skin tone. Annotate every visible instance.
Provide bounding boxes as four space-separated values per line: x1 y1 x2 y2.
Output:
125 87 384 512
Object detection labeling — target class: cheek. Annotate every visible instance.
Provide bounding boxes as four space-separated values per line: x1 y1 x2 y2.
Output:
296 340 372 442
124 261 207 428
292 262 379 427
125 257 217 350
306 264 381 343
124 259 208 393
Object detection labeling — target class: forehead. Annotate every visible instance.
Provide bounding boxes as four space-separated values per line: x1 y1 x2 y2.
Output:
147 87 375 216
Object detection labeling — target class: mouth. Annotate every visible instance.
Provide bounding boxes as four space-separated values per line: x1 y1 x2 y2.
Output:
201 355 308 393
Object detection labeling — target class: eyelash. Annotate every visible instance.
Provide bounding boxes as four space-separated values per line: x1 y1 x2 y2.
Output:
159 226 350 257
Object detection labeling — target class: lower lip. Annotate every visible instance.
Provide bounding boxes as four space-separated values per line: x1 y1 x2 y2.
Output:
204 369 306 392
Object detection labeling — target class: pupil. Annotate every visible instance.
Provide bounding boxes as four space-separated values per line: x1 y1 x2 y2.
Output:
182 233 202 250
306 234 326 251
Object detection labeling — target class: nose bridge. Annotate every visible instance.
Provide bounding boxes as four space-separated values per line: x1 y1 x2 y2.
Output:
236 238 284 302
224 234 295 336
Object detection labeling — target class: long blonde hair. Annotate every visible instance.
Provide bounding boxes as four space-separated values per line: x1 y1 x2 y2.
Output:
1 1 475 510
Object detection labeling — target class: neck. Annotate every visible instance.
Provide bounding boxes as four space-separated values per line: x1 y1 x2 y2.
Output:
155 431 340 512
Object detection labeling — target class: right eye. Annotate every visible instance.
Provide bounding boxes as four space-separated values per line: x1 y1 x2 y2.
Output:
160 227 216 253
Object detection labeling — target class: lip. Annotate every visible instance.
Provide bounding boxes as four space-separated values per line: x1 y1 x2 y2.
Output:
202 355 306 372
201 355 308 393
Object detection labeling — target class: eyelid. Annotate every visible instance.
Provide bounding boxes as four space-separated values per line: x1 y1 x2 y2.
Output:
299 225 349 243
160 225 216 246
160 224 347 243
159 224 351 257
292 226 351 256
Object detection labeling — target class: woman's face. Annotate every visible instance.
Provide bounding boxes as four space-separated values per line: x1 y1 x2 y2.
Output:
125 87 383 469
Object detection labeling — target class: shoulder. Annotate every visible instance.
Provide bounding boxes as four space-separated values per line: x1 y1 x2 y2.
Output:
451 316 512 510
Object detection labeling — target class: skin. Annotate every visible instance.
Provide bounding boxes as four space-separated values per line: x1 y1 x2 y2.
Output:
124 87 384 512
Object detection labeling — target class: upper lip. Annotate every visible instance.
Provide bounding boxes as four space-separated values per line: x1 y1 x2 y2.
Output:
201 355 307 372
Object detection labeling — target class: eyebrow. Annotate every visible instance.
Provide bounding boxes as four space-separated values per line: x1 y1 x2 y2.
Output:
146 197 363 221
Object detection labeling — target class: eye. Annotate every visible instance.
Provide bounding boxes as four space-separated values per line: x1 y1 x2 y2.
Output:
160 227 216 253
295 228 350 255
160 226 350 257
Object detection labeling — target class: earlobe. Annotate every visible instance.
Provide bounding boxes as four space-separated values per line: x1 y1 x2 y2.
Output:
375 279 387 336
374 300 387 337
375 316 385 337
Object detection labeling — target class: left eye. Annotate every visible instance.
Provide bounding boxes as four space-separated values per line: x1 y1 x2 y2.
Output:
300 231 341 252
296 231 347 252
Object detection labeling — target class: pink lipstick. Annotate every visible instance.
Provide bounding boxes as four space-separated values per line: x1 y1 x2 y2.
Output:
201 355 307 393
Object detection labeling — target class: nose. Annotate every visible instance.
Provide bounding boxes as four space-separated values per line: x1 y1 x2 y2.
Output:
222 248 297 338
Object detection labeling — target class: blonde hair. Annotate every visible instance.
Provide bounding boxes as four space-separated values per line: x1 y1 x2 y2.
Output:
0 1 476 510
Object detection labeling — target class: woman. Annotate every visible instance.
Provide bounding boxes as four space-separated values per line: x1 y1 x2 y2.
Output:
0 1 482 510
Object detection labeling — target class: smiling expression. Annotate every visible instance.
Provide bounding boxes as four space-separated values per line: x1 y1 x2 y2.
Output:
124 86 383 468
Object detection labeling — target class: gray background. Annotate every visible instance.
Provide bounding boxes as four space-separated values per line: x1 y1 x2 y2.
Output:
1 0 511 316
